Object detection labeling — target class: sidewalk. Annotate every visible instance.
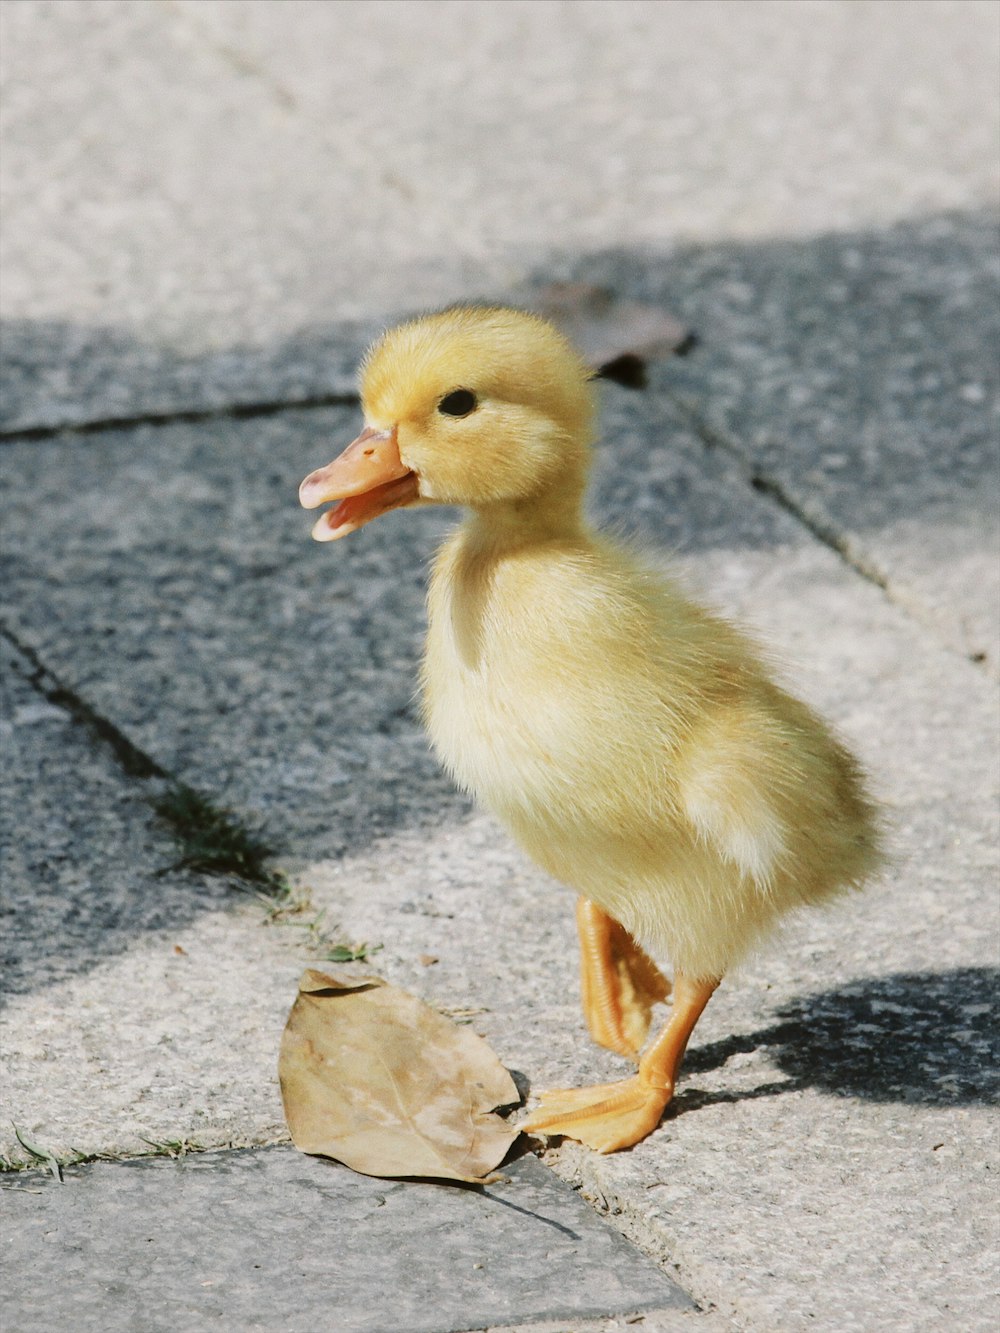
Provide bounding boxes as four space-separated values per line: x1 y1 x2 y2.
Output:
2 4 998 1331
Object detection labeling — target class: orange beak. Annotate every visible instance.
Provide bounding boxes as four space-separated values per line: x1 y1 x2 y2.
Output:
298 425 419 542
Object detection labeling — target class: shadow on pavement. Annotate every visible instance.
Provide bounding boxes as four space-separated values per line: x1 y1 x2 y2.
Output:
4 207 997 547
680 965 1000 1109
1 208 996 998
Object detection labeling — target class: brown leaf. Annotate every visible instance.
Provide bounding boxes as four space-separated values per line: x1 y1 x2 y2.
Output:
535 282 696 387
279 968 519 1182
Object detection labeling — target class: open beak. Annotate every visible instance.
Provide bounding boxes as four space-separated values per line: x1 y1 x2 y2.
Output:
298 425 419 542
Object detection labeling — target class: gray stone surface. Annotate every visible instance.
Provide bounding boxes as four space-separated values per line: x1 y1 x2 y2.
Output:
0 404 460 854
660 211 1000 665
2 3 999 1331
2 382 997 1330
1 639 225 994
0 318 368 437
0 640 300 1157
2 0 998 430
0 1149 695 1333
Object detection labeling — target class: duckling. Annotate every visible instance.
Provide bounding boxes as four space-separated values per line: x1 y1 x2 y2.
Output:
299 306 883 1153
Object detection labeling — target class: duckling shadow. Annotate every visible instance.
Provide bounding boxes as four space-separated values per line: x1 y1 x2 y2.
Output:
678 967 1000 1110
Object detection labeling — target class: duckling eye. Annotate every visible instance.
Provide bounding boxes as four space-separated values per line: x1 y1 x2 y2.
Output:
437 389 478 417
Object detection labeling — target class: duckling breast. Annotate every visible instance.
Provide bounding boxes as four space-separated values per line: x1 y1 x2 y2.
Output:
421 531 689 826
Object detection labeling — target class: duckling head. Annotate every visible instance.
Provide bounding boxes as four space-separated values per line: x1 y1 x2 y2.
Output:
299 306 595 541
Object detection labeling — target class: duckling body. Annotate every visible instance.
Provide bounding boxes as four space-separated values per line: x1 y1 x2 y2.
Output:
424 522 876 983
300 305 883 1152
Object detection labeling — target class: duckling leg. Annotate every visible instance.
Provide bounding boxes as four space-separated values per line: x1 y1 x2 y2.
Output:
577 898 671 1058
523 972 719 1153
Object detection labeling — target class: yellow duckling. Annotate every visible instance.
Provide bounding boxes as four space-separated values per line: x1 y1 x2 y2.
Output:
300 306 883 1154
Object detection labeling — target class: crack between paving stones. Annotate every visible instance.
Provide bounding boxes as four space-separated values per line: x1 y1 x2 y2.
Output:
0 1139 293 1182
542 1148 722 1325
0 621 373 960
2 623 168 780
667 391 992 674
161 0 300 112
0 391 361 445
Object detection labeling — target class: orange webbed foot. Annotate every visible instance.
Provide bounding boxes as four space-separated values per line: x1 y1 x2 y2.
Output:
522 1075 672 1154
527 971 720 1154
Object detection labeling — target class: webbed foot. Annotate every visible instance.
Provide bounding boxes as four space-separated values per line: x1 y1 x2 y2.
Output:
528 970 720 1154
523 1074 671 1153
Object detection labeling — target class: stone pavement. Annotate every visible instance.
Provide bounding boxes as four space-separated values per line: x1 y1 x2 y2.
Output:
1 3 998 1331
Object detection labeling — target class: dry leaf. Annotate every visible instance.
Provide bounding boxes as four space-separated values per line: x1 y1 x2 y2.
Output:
536 282 696 387
279 968 519 1182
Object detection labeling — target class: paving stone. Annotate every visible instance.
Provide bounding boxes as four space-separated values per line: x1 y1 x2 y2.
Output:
658 211 1000 665
1 382 996 1330
1 640 224 994
0 640 299 1157
491 211 1000 668
0 1149 696 1333
2 4 998 1328
4 217 996 679
2 0 998 430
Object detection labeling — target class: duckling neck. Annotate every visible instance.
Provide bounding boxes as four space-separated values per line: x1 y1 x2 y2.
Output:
463 489 588 554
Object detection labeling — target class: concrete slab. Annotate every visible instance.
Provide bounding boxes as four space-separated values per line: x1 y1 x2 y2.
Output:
2 1 998 430
0 638 301 1157
1 385 997 1329
0 403 463 855
2 4 997 1329
0 316 369 438
1 639 220 994
657 211 1000 665
0 1149 697 1333
3 218 995 683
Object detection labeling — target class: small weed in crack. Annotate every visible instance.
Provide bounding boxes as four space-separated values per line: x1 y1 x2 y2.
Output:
152 784 274 883
3 1126 125 1181
151 783 380 964
1 1128 229 1180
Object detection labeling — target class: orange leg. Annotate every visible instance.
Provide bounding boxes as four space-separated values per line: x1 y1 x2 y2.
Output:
524 971 719 1153
576 898 671 1059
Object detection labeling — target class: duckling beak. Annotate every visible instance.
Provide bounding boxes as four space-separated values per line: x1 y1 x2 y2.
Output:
298 425 419 541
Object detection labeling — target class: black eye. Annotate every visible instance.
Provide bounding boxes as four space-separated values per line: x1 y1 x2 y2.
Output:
438 389 477 417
